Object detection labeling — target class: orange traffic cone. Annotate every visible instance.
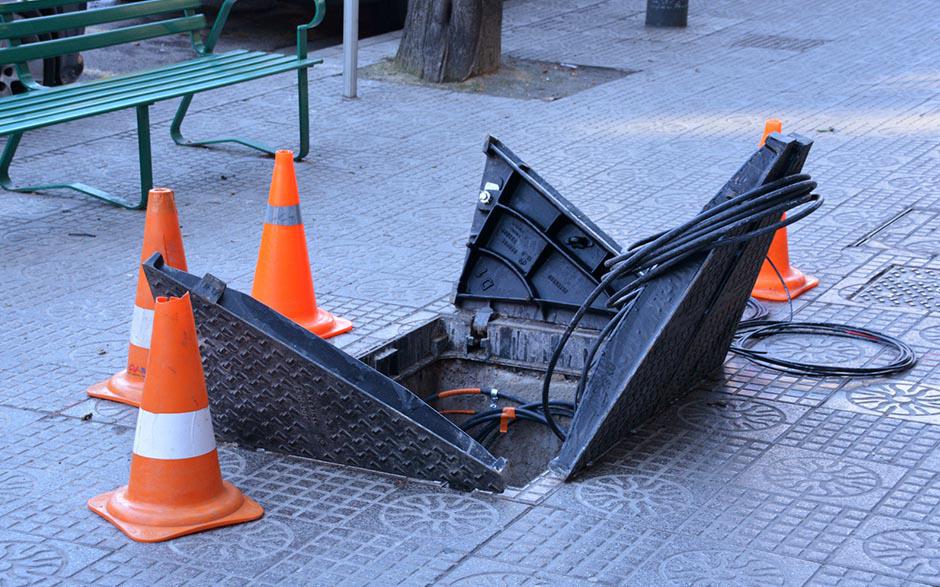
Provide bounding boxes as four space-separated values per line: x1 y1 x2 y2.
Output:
751 120 819 301
88 293 263 542
251 150 352 338
87 188 188 407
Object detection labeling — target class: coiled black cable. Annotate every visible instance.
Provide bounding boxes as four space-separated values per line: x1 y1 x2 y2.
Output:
731 320 917 377
542 173 824 441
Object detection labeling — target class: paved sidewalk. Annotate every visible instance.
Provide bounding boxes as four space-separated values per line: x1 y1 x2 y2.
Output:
2 0 940 584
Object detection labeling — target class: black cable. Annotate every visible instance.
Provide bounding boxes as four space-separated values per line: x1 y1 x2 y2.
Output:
429 387 575 447
542 173 823 440
731 321 917 377
742 297 769 323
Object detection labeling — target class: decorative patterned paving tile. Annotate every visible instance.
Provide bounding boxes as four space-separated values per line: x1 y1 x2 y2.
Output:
876 469 940 526
906 316 940 350
74 515 322 585
542 465 716 531
237 459 400 527
734 446 907 509
718 357 844 407
830 515 940 584
72 548 254 586
606 426 771 485
624 535 819 587
678 487 868 563
0 530 110 585
344 484 527 551
476 507 671 583
0 416 132 479
0 406 45 433
807 565 923 586
440 556 597 586
777 408 940 470
256 527 459 586
825 381 940 425
0 466 68 519
645 389 809 443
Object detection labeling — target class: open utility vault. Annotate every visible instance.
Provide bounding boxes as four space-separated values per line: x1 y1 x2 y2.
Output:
145 134 813 492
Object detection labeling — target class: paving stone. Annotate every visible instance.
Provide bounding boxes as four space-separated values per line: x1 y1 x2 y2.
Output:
718 355 845 407
807 565 926 587
876 468 940 526
439 556 596 586
255 527 460 586
645 389 809 443
830 515 940 584
733 445 907 510
476 507 671 584
678 486 868 563
624 534 819 587
541 464 716 532
605 425 771 485
0 530 110 585
777 408 940 470
825 380 940 425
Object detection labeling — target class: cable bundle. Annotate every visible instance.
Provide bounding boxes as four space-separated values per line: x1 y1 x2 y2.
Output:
426 388 575 447
541 173 824 440
731 320 917 377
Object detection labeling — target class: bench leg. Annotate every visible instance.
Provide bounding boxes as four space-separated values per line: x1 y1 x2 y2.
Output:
137 104 154 206
0 130 148 210
295 67 310 161
170 66 313 163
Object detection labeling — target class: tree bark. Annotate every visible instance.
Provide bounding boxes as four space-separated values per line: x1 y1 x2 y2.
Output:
395 0 502 83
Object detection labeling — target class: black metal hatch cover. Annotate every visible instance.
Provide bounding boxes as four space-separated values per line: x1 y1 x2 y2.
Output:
143 255 506 492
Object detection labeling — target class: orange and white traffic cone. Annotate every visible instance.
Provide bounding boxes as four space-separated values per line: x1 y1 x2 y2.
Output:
751 119 819 301
251 150 352 338
88 293 263 543
87 188 188 407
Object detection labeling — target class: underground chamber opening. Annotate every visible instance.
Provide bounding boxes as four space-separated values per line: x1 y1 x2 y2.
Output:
360 314 589 489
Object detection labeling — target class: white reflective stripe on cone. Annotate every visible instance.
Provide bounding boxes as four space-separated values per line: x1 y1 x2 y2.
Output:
133 408 216 460
129 305 155 349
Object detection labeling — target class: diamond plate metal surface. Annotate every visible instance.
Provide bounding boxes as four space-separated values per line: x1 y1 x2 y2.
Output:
144 262 505 492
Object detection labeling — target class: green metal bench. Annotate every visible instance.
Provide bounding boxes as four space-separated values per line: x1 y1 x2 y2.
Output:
0 0 325 209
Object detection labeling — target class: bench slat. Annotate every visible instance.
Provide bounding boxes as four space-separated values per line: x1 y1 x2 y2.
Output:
1 52 286 120
0 56 319 134
0 0 87 15
0 0 201 40
0 14 206 63
0 50 257 113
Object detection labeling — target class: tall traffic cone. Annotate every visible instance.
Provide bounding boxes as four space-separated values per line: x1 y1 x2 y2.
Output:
87 188 188 407
251 150 352 338
88 293 263 542
751 120 819 301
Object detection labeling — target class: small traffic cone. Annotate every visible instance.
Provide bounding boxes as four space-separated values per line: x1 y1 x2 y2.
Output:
751 120 819 301
87 188 188 407
251 150 352 338
88 293 263 542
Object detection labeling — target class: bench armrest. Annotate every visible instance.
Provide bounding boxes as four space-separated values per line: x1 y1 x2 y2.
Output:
296 0 326 59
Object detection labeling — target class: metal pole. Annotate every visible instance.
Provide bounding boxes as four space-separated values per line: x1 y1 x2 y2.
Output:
343 0 359 98
645 0 688 27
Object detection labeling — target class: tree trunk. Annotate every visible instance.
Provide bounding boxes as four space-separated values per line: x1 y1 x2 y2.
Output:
395 0 502 83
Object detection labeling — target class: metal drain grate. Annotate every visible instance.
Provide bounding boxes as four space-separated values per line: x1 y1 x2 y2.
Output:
732 34 827 52
852 265 940 312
